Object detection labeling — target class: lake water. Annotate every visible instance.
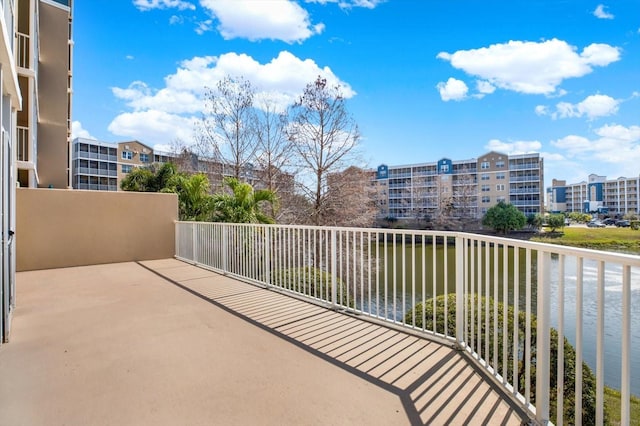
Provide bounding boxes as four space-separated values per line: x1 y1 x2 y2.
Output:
354 243 640 394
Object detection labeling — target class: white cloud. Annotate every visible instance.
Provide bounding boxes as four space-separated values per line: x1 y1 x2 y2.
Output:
200 0 323 43
551 124 640 177
593 4 614 19
71 121 96 140
437 39 621 95
535 105 548 116
126 55 135 60
305 0 385 9
436 78 468 101
538 94 620 120
133 0 195 11
476 80 495 94
108 111 197 146
484 139 542 155
110 51 355 144
195 19 213 35
169 15 184 25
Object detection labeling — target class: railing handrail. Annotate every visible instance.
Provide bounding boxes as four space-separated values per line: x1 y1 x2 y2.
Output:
174 221 640 265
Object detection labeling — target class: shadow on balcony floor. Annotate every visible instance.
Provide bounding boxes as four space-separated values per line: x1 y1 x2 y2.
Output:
1 259 530 425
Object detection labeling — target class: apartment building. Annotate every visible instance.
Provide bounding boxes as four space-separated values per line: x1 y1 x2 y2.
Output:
72 138 292 193
16 0 73 189
1 0 25 345
374 151 544 221
548 174 640 215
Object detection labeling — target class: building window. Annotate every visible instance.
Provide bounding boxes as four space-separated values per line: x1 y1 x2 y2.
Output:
140 153 149 163
122 151 133 160
482 196 490 203
481 185 490 192
481 173 490 180
497 196 506 203
496 161 505 168
481 161 490 169
122 165 133 173
441 164 449 173
496 184 505 191
496 173 505 180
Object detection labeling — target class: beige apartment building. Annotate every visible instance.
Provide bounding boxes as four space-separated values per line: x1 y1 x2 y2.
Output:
72 138 291 193
373 151 544 222
16 0 73 189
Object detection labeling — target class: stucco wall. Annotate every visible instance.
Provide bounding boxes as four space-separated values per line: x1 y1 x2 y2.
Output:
16 189 178 271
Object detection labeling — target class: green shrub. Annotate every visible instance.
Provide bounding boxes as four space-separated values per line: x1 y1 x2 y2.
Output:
405 294 606 424
270 267 354 307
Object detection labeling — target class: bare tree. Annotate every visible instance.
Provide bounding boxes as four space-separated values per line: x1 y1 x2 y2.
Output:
452 167 478 229
253 100 298 221
197 76 258 181
324 166 377 227
287 76 361 226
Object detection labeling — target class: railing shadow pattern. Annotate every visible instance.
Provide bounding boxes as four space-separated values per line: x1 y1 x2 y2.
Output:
140 259 529 425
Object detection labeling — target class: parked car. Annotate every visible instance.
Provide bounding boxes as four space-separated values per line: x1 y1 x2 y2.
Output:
615 220 631 227
587 220 606 228
602 218 617 226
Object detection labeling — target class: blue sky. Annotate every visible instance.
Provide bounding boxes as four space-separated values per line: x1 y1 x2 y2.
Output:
72 0 640 187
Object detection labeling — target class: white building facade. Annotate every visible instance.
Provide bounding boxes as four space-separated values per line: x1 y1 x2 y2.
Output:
548 174 640 215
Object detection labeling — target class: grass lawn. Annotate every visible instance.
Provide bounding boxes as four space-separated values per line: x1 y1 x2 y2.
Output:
532 226 640 254
605 386 640 425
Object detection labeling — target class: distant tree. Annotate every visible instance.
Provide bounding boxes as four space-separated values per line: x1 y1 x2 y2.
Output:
253 99 297 221
452 168 478 228
211 177 277 224
287 76 361 226
546 214 565 232
323 166 377 227
527 213 544 230
482 201 526 234
197 76 258 180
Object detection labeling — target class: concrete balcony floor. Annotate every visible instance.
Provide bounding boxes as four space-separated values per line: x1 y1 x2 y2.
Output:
0 259 529 425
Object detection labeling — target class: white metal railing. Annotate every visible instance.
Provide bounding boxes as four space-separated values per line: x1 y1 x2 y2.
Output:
17 126 28 161
17 32 29 69
175 221 640 425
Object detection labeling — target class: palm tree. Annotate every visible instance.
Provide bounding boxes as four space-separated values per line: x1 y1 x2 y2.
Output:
120 162 177 192
212 177 277 224
164 173 214 221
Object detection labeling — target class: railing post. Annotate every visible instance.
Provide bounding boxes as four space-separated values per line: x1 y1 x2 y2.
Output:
331 228 337 308
455 235 464 346
264 227 271 288
191 223 197 263
536 251 551 425
222 224 229 274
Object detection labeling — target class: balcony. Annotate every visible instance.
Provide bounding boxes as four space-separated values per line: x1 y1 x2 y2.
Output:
3 192 639 425
17 126 29 161
1 259 527 425
75 167 117 177
75 150 118 162
16 32 30 69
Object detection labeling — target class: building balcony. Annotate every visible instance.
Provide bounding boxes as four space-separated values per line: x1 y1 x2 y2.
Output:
16 32 30 70
17 126 29 162
75 151 118 162
75 167 117 177
3 191 639 425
